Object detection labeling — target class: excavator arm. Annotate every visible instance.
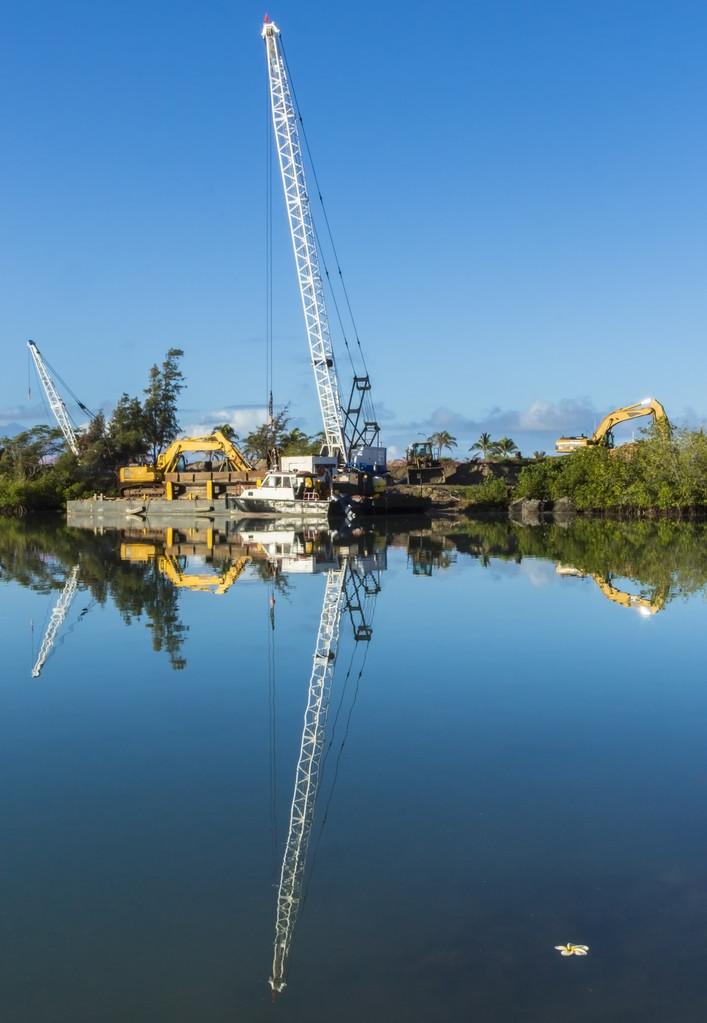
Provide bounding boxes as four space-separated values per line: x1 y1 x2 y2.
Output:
592 398 669 444
119 431 252 493
156 430 251 473
556 398 669 453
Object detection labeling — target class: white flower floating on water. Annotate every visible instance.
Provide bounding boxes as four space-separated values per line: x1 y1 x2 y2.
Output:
555 943 589 957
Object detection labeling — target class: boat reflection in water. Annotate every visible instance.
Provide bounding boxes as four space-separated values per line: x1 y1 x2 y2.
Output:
116 518 381 586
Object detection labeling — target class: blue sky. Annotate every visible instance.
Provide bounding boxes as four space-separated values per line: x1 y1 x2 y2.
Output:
1 0 705 456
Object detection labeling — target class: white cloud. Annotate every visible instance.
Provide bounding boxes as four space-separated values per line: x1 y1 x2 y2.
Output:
184 405 268 438
402 398 599 436
0 401 48 425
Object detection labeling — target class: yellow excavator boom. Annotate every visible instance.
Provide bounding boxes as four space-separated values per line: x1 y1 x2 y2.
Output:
156 430 251 473
119 430 251 489
556 398 669 453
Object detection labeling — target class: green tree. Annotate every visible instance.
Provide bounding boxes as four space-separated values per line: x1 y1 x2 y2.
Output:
0 425 64 480
142 348 185 462
428 430 457 459
495 436 519 459
470 432 495 460
532 450 546 460
78 412 113 484
214 423 238 442
243 408 291 464
0 425 74 514
241 407 321 463
108 394 148 464
281 427 321 455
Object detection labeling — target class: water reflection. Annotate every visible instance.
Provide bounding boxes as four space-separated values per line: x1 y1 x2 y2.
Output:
31 564 80 676
556 565 668 616
270 550 382 994
2 514 707 1016
4 517 707 681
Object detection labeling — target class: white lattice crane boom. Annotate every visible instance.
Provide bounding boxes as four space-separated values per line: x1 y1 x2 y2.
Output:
262 19 349 461
27 340 81 457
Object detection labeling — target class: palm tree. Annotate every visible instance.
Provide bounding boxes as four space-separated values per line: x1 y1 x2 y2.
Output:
214 423 238 442
428 431 457 459
532 450 546 460
495 436 519 459
470 432 495 460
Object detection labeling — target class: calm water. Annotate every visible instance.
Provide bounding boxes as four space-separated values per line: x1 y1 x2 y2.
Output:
2 515 707 1022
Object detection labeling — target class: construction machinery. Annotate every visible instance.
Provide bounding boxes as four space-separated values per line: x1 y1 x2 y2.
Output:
118 430 264 500
555 398 669 453
262 18 386 478
27 340 93 458
405 441 444 484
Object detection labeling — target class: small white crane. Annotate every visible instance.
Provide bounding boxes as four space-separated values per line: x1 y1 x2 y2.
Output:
27 340 82 457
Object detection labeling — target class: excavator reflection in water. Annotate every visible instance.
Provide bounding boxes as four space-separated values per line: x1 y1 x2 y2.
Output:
120 526 251 596
556 564 667 616
119 522 349 594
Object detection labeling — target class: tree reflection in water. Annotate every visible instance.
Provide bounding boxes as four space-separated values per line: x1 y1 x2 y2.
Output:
4 516 707 676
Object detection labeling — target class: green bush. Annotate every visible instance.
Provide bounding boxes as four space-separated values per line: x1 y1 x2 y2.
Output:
459 476 510 505
516 426 707 511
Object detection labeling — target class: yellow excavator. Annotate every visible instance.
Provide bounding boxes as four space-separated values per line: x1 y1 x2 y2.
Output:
555 398 669 453
119 430 263 499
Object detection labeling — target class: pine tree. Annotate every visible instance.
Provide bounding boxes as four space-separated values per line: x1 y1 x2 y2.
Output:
108 394 148 464
142 349 185 461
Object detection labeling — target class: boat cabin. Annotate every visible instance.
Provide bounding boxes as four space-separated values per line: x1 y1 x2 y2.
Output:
257 470 328 501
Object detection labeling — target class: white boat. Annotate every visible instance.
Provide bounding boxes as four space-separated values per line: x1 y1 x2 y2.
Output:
232 470 345 520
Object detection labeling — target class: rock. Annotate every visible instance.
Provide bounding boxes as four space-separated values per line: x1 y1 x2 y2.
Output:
553 496 576 522
509 498 544 525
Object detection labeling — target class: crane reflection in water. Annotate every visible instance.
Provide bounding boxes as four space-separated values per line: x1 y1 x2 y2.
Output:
267 536 384 994
121 518 387 993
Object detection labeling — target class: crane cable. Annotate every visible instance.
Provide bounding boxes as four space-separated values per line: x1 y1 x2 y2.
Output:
36 349 97 424
266 580 279 873
301 574 378 909
265 72 274 426
280 40 378 428
302 623 375 910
